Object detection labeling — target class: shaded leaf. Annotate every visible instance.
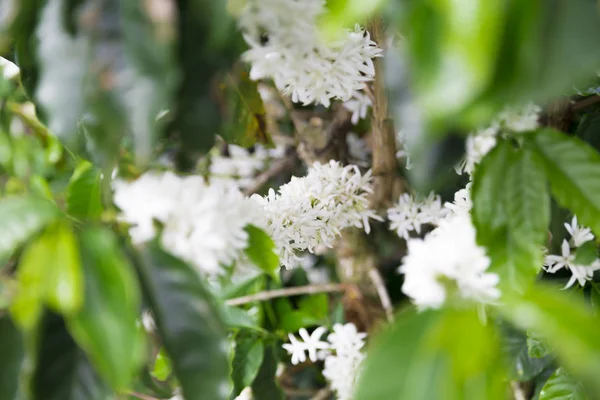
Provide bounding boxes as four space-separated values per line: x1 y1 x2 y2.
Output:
251 343 285 400
497 321 552 381
0 316 23 400
66 161 104 220
135 242 230 400
68 227 144 391
231 331 264 399
539 368 589 400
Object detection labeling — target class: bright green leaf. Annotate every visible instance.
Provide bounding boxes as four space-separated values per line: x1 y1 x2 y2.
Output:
67 227 144 391
231 331 264 399
152 347 172 382
472 141 549 291
244 225 279 278
539 368 589 400
135 242 230 400
66 161 104 220
0 195 59 260
532 128 600 238
355 308 506 400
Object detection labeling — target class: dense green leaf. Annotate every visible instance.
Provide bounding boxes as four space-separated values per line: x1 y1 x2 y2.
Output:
472 141 549 291
68 227 144 391
355 308 506 400
231 331 264 399
244 225 279 278
0 195 59 260
501 283 600 395
135 242 230 400
497 321 552 381
539 368 589 400
0 316 23 400
527 333 551 359
532 128 600 238
32 312 112 400
251 343 285 400
66 161 104 220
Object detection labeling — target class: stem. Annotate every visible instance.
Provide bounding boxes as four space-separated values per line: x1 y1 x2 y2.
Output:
242 152 297 196
368 268 394 322
225 283 348 306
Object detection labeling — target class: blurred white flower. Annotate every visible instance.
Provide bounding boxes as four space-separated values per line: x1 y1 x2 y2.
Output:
387 193 447 240
544 239 600 289
113 172 258 276
497 103 541 133
564 216 594 248
344 91 372 124
239 0 382 106
346 132 371 166
0 56 19 80
282 327 329 364
253 160 381 268
457 126 498 176
399 213 500 309
235 387 253 400
444 184 473 217
396 130 412 169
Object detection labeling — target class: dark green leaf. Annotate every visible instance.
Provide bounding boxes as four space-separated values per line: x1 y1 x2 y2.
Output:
0 316 23 400
135 242 230 400
251 343 285 400
527 333 551 359
539 368 589 400
0 195 59 260
231 332 264 399
532 128 600 238
355 308 506 400
68 227 144 391
32 312 112 400
501 283 600 394
497 321 552 381
244 225 279 278
66 161 104 220
472 141 549 291
574 241 597 266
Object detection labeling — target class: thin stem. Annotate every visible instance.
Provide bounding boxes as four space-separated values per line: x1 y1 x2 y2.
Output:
510 381 526 400
242 152 297 196
368 268 394 322
225 283 348 306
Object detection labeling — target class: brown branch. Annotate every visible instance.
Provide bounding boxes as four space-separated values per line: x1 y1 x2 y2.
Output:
312 388 333 400
368 268 394 322
225 283 348 306
572 95 600 111
242 152 297 196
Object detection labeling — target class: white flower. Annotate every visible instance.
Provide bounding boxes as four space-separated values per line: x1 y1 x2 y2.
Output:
564 216 594 248
544 239 600 289
239 0 382 106
346 132 371 166
343 91 372 124
399 213 500 309
114 172 258 276
457 126 498 176
396 130 412 170
0 56 19 81
253 160 381 268
282 327 329 365
497 103 541 133
387 193 447 240
235 387 253 400
444 184 473 216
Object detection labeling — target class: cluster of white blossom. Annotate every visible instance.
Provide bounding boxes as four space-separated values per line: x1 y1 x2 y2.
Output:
209 143 286 189
283 323 366 400
544 216 600 288
343 90 373 124
238 0 382 107
252 160 381 268
396 185 500 309
387 193 447 239
113 172 258 276
457 103 541 176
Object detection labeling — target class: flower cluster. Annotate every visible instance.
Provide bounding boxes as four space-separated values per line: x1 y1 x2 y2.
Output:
387 193 447 240
238 0 382 106
252 160 381 268
544 216 600 288
343 91 373 125
113 172 258 276
396 185 500 309
283 323 367 400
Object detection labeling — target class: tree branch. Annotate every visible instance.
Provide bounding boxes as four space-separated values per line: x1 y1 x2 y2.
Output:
225 283 348 306
242 151 297 196
368 268 394 322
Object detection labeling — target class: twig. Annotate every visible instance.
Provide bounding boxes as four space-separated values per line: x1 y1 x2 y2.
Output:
368 268 394 322
312 387 333 400
510 381 526 400
242 152 297 196
127 392 160 400
572 95 600 111
225 283 348 306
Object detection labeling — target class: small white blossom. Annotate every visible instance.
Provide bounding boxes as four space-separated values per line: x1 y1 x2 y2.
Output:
444 184 473 217
253 160 381 268
396 130 412 169
343 91 372 124
113 172 258 276
282 327 329 364
0 56 19 81
544 239 600 289
388 193 447 240
457 126 498 176
564 216 594 248
399 213 500 309
497 103 541 133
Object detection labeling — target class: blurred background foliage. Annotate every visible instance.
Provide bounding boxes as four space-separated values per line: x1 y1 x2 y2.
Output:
0 0 599 399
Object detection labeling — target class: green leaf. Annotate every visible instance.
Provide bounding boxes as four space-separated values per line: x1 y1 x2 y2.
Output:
527 332 551 359
532 128 600 238
251 343 284 400
497 321 552 381
151 347 172 382
67 227 144 391
32 312 112 400
231 331 264 399
0 195 59 260
319 0 386 35
244 225 279 278
135 242 230 400
501 283 600 394
539 368 589 400
472 141 549 291
355 308 506 400
0 316 24 400
66 161 104 220
574 241 597 266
